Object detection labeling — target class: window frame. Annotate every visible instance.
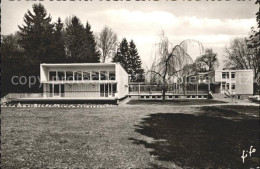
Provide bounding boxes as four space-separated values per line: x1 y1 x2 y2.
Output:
49 71 57 81
57 71 65 81
231 83 236 90
109 71 116 80
74 71 83 81
222 72 229 79
100 71 108 80
91 71 100 80
231 72 236 79
66 71 74 81
83 71 91 81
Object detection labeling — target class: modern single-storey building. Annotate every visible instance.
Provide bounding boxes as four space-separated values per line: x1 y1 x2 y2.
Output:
39 63 129 102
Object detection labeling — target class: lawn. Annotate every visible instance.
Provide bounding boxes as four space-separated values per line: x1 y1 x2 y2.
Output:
1 104 259 168
132 105 259 168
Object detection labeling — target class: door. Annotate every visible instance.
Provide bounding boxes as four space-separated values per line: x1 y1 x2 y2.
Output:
100 84 110 97
54 84 60 97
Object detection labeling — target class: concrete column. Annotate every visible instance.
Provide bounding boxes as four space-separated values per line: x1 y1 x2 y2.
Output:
43 83 47 98
196 75 198 96
138 84 140 94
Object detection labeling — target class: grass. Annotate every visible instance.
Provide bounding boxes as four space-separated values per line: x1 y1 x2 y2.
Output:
1 104 259 168
1 106 176 168
132 105 259 168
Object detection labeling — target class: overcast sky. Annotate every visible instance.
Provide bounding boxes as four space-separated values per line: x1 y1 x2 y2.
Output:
2 0 258 69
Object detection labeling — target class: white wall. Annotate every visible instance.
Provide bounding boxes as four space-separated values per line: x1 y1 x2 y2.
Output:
116 63 129 99
235 71 253 95
40 65 48 82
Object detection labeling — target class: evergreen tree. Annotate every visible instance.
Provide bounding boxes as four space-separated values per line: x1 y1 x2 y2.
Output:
84 22 100 63
64 16 100 63
112 38 129 71
129 40 144 82
65 16 85 62
52 17 66 63
1 33 26 95
18 3 55 74
112 38 144 82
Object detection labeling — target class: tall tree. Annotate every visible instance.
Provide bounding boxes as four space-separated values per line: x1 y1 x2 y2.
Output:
64 16 100 63
112 38 130 70
195 48 219 72
84 22 100 63
52 17 66 63
1 33 26 95
246 0 260 88
129 40 144 82
97 26 118 63
224 37 258 82
18 3 54 74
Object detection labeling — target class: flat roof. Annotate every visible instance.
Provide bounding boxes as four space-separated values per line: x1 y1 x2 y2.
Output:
215 69 253 72
41 63 117 67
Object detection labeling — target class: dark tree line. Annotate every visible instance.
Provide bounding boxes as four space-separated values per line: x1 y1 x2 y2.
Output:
1 3 145 95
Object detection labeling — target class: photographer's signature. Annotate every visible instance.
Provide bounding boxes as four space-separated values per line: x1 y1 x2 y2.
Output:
241 146 256 163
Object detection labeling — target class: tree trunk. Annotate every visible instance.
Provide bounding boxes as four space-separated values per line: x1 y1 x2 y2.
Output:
102 56 105 63
162 88 166 101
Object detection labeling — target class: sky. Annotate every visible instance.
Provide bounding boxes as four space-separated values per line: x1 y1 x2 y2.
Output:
2 0 258 70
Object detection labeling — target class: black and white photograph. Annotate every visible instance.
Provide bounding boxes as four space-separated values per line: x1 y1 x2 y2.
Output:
1 0 259 168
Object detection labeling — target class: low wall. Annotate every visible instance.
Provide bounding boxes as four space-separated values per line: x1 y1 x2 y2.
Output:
128 94 209 100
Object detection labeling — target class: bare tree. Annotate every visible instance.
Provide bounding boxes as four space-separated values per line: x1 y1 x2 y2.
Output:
97 26 118 63
148 32 204 100
195 48 219 72
224 37 259 85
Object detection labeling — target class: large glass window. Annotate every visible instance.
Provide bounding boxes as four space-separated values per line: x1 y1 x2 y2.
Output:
100 71 108 80
74 71 82 81
92 71 99 80
83 71 90 80
109 71 116 80
231 72 236 79
49 71 57 81
57 71 65 81
66 71 73 81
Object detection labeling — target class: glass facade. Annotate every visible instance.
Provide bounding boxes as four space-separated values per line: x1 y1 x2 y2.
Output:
49 70 116 81
74 71 82 81
100 71 108 80
57 71 65 81
83 71 90 80
109 71 116 80
49 71 57 81
91 71 99 80
66 71 74 81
